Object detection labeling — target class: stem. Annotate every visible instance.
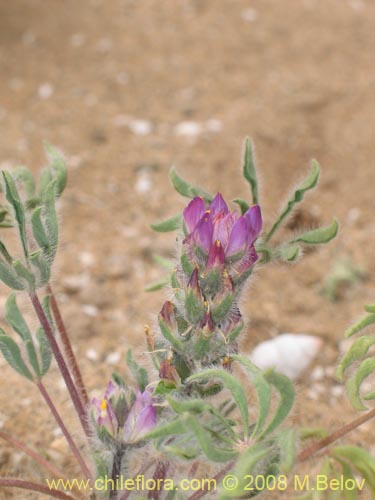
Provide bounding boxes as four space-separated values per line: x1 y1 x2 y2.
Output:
118 460 155 500
46 283 89 406
187 461 235 500
148 461 170 500
109 447 125 500
298 405 375 462
29 290 90 436
0 430 66 479
37 380 92 481
0 478 78 500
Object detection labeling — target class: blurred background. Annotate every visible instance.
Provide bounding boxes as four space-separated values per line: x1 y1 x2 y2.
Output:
0 0 374 497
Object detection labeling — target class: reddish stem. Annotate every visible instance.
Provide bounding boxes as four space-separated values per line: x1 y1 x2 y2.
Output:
29 291 90 436
46 284 89 406
0 478 77 500
298 405 375 462
0 430 65 479
37 381 92 480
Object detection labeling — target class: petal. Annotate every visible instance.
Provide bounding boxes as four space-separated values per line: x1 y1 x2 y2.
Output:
193 214 213 252
183 197 206 233
134 405 157 437
226 216 248 256
236 244 259 273
207 240 225 269
244 205 262 244
212 212 237 248
209 193 229 216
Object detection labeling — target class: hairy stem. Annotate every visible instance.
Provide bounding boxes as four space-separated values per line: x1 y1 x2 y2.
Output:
37 380 92 481
298 405 375 462
46 283 89 406
0 430 66 479
29 291 90 436
0 478 78 500
109 447 125 500
148 461 170 500
187 461 235 500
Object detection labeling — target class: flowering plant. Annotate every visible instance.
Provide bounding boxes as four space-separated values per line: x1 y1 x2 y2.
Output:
0 140 374 500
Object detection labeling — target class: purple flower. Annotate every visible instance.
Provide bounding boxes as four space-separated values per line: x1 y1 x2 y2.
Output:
92 381 118 436
183 193 262 271
123 389 157 443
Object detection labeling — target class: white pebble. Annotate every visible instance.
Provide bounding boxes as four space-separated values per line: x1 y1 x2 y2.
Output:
249 334 323 380
135 173 152 193
38 83 54 100
105 351 121 365
79 251 96 267
82 304 99 317
331 386 344 398
241 8 258 22
86 348 99 361
311 366 325 381
174 121 203 137
128 119 152 136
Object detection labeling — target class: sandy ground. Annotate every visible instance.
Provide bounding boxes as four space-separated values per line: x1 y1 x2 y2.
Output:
0 0 375 498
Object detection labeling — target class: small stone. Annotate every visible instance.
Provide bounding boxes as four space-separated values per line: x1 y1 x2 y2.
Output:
105 351 121 365
128 119 152 136
174 121 203 137
310 366 325 381
82 304 99 317
79 251 96 267
86 348 99 361
62 274 90 293
241 8 258 22
38 83 54 99
135 173 152 193
331 385 344 398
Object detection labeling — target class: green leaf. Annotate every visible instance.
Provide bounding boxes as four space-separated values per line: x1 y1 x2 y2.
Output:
0 241 13 264
345 358 375 410
290 218 339 245
29 250 51 287
219 443 270 499
158 318 184 352
31 207 50 255
5 293 32 340
0 333 34 380
277 428 296 473
125 349 148 392
337 335 375 380
12 167 35 198
43 181 58 261
145 278 169 292
25 338 41 377
143 419 186 440
151 214 182 233
231 354 271 437
187 368 249 438
265 160 320 242
260 370 295 437
169 167 212 203
331 446 375 493
242 138 259 205
38 168 52 196
12 260 35 289
44 143 68 198
232 198 250 215
183 414 237 462
2 171 28 258
364 304 375 313
35 326 52 376
280 244 300 262
0 261 25 290
345 313 375 338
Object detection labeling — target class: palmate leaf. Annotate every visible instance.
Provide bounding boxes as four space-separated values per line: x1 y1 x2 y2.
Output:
187 368 249 438
265 160 320 242
345 358 375 410
0 332 33 381
290 218 339 245
242 137 259 205
2 171 28 258
231 354 271 437
151 214 182 233
336 335 375 380
260 369 295 437
169 167 212 203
